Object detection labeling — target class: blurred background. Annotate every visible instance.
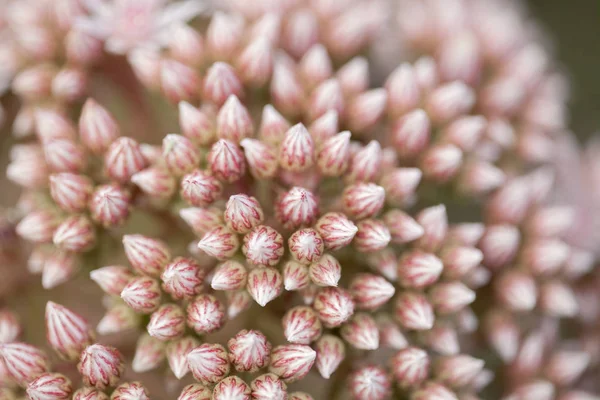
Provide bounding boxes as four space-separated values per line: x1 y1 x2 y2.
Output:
528 0 600 141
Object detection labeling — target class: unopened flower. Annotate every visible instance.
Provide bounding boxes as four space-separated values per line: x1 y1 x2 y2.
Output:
179 207 223 236
26 373 72 400
397 250 443 288
342 183 386 220
242 225 285 267
111 381 150 400
53 215 96 252
434 354 484 388
348 365 391 400
165 336 198 380
349 274 395 310
197 225 240 261
430 282 476 315
78 344 124 390
283 261 310 291
0 310 21 344
240 138 278 179
79 98 120 153
97 304 140 335
42 251 80 289
269 344 316 383
315 212 358 251
390 347 430 388
123 234 171 277
227 329 271 373
90 266 134 296
104 137 146 183
161 257 204 299
120 276 162 314
341 313 379 350
315 334 345 379
132 334 166 373
289 229 324 265
208 139 246 183
187 343 230 385
186 294 226 334
394 292 434 331
178 384 211 400
0 343 50 386
212 376 251 400
45 302 93 360
282 306 322 345
72 387 110 400
49 173 93 213
147 304 186 341
309 254 341 287
313 287 355 328
131 167 177 199
89 185 131 227
211 261 247 291
246 267 283 307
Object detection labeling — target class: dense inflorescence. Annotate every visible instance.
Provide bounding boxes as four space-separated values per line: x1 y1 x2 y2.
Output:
0 0 598 399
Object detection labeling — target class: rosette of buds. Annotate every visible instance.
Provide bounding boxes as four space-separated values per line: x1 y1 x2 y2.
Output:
0 0 598 399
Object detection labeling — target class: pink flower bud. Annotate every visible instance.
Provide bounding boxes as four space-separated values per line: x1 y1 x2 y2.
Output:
121 276 162 314
147 304 186 341
43 138 87 173
160 59 200 103
104 137 146 183
123 234 170 277
389 347 429 388
186 294 226 334
26 373 72 400
110 382 149 400
309 110 338 145
412 382 458 400
544 350 590 386
257 105 290 146
45 302 93 361
208 139 246 183
394 292 434 331
283 261 310 291
180 207 223 236
197 226 240 261
187 343 230 385
346 141 383 184
240 138 278 179
206 12 243 60
485 178 531 225
397 250 443 289
458 161 506 195
441 246 483 279
42 251 80 289
161 257 204 300
336 57 369 97
16 211 59 244
49 173 93 213
35 108 78 141
308 79 344 122
316 131 351 177
90 266 134 296
179 102 215 146
249 12 281 44
347 89 388 133
301 285 319 306
97 304 140 335
72 387 109 400
315 334 345 379
178 383 210 400
247 267 283 307
180 170 223 207
315 212 357 251
505 380 555 400
270 57 306 118
479 224 520 270
131 167 177 199
169 24 204 66
269 345 316 383
227 329 271 373
224 195 264 234
0 310 21 343
539 281 578 318
526 206 574 238
348 365 391 400
89 185 130 227
203 62 243 107
226 290 252 320
414 205 448 252
78 344 124 390
423 323 460 356
0 343 49 386
386 63 421 117
521 239 570 277
495 270 537 312
443 116 487 153
132 334 166 373
289 393 314 400
342 183 385 220
483 311 520 363
434 355 484 388
276 187 319 230
251 373 287 400
53 215 96 252
236 37 274 86
349 274 395 311
241 225 284 267
166 336 199 379
341 313 379 350
426 82 475 124
52 67 87 102
278 124 315 172
382 210 422 245
299 44 333 89
289 229 324 265
391 109 430 159
207 261 245 292
212 376 251 400
314 287 355 328
216 96 253 144
421 144 463 183
282 306 322 345
353 219 391 253
12 64 54 100
65 30 103 66
162 134 200 176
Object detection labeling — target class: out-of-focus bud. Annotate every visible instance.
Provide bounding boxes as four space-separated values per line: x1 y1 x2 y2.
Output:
391 109 430 159
394 291 434 331
16 211 59 244
52 67 87 102
79 99 120 154
236 37 273 86
42 251 79 289
539 281 578 318
430 282 476 315
300 44 333 90
397 250 443 288
49 173 93 213
162 134 200 176
479 224 520 270
96 304 140 335
426 81 475 124
105 137 146 183
386 63 421 118
348 365 391 400
0 309 21 344
349 273 395 311
206 12 243 60
110 382 150 400
65 30 103 66
341 313 379 350
169 24 204 66
495 270 537 312
381 168 422 207
337 57 369 97
45 302 93 360
315 334 345 379
390 347 430 388
123 234 170 277
131 167 177 199
308 79 344 122
179 207 223 237
166 336 199 379
179 102 215 146
270 56 306 117
128 47 162 90
342 183 386 220
12 64 54 100
132 334 166 373
314 287 355 328
434 354 484 388
160 59 200 103
347 89 387 133
203 62 243 107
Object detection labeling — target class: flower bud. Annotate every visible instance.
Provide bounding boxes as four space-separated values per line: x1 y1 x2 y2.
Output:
495 270 537 312
111 382 149 400
276 187 319 230
315 212 358 251
539 281 578 318
278 124 315 172
120 276 162 314
341 313 379 350
422 323 460 356
26 373 72 400
308 79 344 121
247 267 283 307
309 110 338 145
131 167 177 199
42 251 80 289
213 376 251 400
104 137 146 183
269 344 316 383
203 62 243 106
90 185 130 227
132 334 166 373
167 336 199 379
180 170 223 207
97 304 140 335
45 302 93 360
484 311 520 363
394 292 434 331
348 365 391 400
206 12 243 60
35 109 77 142
179 207 223 236
16 211 59 244
251 373 287 400
224 195 264 234
421 144 463 183
435 355 484 388
426 81 475 123
240 138 278 179
300 44 333 90
226 290 252 320
216 96 253 144
65 30 103 66
283 261 310 291
0 343 50 386
161 257 204 300
314 287 355 328
521 239 569 277
208 139 246 183
187 343 230 384
52 67 87 102
411 382 458 400
289 393 314 400
169 24 204 66
283 306 322 344
43 138 87 173
237 37 274 86
391 109 430 159
197 226 240 261
397 250 443 289
211 261 247 291
179 102 215 146
147 304 186 341
90 266 134 296
242 225 284 267
289 229 324 265
386 63 421 117
53 215 96 252
315 334 345 379
430 282 476 315
73 387 109 400
123 234 170 277
479 224 520 270
349 274 396 310
162 134 200 176
0 310 21 344
78 344 124 390
316 131 351 177
389 347 429 388
228 329 271 373
160 59 200 103
337 57 369 97
353 219 391 253
186 294 225 334
49 173 93 213
544 350 590 387
342 183 386 220
270 57 306 117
